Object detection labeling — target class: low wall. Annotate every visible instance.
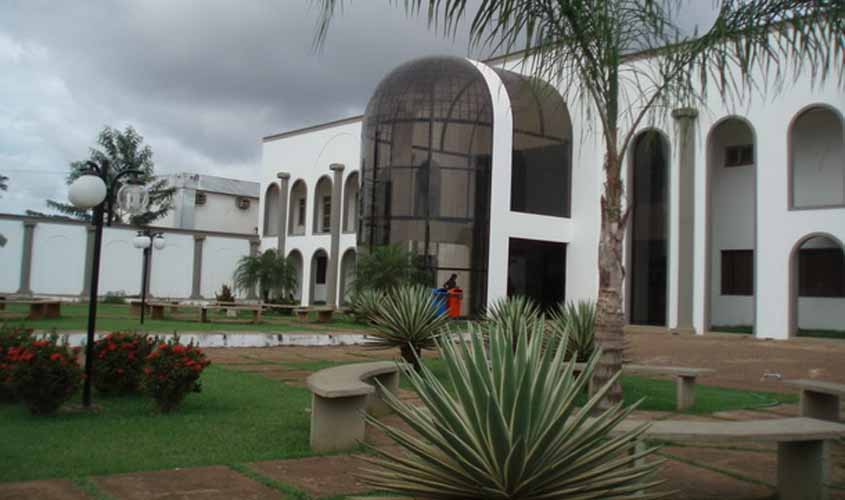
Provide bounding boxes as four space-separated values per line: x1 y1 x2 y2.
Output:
0 214 258 300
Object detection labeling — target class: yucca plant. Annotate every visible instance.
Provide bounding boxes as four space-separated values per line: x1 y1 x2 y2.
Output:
369 285 450 371
485 295 543 349
360 321 665 499
349 289 385 324
548 299 598 362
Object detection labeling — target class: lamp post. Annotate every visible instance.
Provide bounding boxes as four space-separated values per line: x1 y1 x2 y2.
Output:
68 160 146 408
133 230 165 324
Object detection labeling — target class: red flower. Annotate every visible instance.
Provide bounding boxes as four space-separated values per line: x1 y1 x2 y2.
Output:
172 344 186 354
50 353 62 362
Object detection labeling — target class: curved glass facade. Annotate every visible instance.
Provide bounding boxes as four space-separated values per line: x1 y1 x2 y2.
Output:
494 69 573 217
359 57 493 315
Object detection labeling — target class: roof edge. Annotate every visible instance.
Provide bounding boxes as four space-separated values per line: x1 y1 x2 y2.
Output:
262 114 363 143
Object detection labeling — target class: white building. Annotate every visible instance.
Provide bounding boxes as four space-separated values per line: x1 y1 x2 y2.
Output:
158 173 260 235
259 54 844 341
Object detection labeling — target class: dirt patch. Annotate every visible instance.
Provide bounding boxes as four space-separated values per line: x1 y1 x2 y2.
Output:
0 479 91 500
655 458 774 499
250 455 371 498
95 465 279 500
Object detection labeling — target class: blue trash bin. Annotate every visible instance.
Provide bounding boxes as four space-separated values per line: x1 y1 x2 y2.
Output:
432 288 449 316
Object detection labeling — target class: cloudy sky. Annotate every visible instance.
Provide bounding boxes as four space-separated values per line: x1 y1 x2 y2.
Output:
0 1 716 215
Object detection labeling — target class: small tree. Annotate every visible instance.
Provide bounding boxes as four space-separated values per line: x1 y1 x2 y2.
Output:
45 126 174 225
233 249 298 302
351 245 433 296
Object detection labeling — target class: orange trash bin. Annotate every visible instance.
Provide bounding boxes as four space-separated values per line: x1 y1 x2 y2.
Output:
447 288 463 318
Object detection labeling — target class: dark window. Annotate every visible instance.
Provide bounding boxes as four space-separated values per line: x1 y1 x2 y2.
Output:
322 196 331 232
721 250 754 296
298 198 306 226
315 256 327 284
507 238 566 312
725 144 754 167
195 192 207 205
799 248 845 297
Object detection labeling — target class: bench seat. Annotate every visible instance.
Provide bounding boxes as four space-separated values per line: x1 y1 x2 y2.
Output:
294 306 334 323
784 379 845 422
612 417 845 500
306 361 401 452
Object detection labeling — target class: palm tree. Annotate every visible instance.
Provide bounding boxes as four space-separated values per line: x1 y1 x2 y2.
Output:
45 126 174 225
233 249 298 302
317 0 843 407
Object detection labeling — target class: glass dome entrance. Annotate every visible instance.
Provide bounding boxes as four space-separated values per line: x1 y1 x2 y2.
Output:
359 56 493 316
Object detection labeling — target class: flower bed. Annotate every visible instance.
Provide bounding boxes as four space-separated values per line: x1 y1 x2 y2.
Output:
144 338 211 412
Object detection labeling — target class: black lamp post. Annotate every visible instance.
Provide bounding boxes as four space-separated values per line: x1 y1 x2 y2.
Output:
133 229 165 325
68 159 145 408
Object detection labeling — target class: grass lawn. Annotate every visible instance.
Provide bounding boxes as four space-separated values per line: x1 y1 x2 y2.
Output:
0 303 373 334
399 358 796 414
0 366 313 483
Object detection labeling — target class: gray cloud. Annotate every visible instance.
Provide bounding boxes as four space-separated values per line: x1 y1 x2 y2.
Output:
0 1 715 215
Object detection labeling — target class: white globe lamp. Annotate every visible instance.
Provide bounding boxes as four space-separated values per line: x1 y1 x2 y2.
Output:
68 175 107 209
153 234 166 250
133 233 151 249
117 184 150 215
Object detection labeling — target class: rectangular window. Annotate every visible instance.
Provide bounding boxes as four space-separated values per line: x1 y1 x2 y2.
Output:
322 196 331 232
799 249 845 297
721 250 754 296
315 256 327 284
297 199 306 226
725 145 754 167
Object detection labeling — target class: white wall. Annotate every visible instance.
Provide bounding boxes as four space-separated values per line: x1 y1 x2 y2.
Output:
792 107 844 208
194 192 259 235
200 236 252 299
149 233 194 298
30 223 87 295
0 219 24 292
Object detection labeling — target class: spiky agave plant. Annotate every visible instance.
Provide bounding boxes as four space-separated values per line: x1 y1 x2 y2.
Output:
360 321 666 499
349 289 385 324
485 295 543 349
548 299 598 362
369 285 450 371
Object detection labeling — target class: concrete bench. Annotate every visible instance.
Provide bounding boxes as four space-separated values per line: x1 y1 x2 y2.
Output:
1 299 62 320
200 304 262 323
294 306 334 323
573 363 714 411
784 379 845 422
306 361 401 452
612 417 845 500
129 300 181 320
260 303 298 315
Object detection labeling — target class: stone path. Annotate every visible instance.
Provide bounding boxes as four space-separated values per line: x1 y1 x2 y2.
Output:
2 333 845 499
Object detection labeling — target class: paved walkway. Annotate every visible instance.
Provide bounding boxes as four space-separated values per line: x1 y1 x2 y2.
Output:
2 332 845 499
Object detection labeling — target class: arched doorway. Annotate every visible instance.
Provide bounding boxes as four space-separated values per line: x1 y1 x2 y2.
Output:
287 249 304 303
789 105 844 209
343 172 359 233
338 248 356 306
310 248 329 304
789 234 845 337
706 117 757 333
313 176 332 235
628 130 670 326
288 180 307 236
263 183 280 237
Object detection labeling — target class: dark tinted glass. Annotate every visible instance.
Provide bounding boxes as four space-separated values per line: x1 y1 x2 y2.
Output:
359 57 493 315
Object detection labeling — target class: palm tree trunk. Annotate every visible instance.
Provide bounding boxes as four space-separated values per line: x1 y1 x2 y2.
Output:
400 344 422 372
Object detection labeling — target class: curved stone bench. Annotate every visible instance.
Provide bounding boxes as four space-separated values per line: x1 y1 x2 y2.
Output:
306 361 402 452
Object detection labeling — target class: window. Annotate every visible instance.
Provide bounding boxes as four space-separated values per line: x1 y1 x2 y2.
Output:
725 145 754 167
195 192 207 205
721 250 754 296
298 198 306 226
315 256 327 284
799 248 845 297
322 196 331 232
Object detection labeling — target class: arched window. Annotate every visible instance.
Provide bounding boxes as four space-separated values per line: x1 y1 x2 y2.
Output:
791 234 845 336
494 69 573 218
629 130 670 326
707 117 756 331
263 184 280 237
287 249 304 302
339 248 357 305
790 105 844 208
343 172 359 233
288 180 307 236
313 176 333 234
310 248 329 304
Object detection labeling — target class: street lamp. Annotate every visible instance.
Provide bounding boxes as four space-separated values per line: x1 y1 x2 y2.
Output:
133 230 165 324
68 160 145 408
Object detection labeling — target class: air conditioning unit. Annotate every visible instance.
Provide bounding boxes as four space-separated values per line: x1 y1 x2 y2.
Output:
237 197 251 210
195 192 207 206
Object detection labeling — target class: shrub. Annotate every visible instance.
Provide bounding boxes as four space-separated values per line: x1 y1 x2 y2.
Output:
102 291 127 305
143 338 210 413
92 332 156 394
484 295 543 349
0 327 32 402
361 321 665 499
215 284 236 303
548 299 597 362
348 289 385 324
7 336 82 415
369 285 448 371
351 245 433 296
